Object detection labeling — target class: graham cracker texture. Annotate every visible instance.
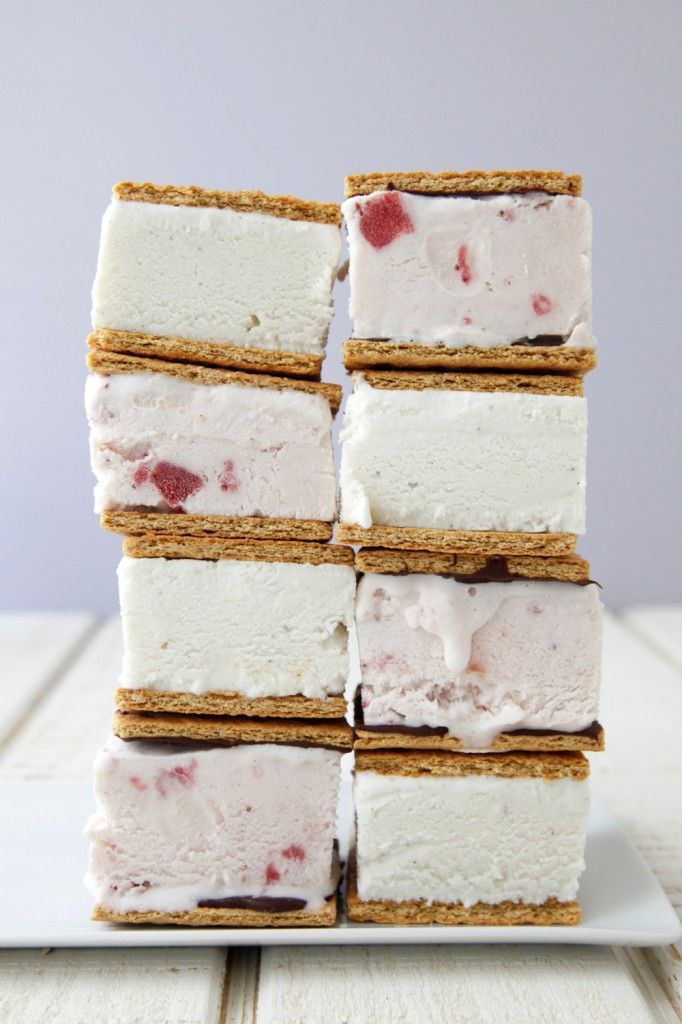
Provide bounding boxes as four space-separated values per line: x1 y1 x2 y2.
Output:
114 711 353 751
101 511 333 542
93 896 337 928
89 328 322 380
354 723 605 754
356 369 583 398
344 340 596 376
354 749 589 781
86 348 342 411
346 866 580 926
337 525 576 557
116 688 348 721
123 535 354 566
355 548 590 583
114 181 342 225
344 169 582 198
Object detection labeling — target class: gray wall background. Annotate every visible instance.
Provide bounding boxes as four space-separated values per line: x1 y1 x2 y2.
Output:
1 0 680 612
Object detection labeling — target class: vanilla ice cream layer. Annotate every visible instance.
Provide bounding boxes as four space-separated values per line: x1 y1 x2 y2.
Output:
342 191 592 347
354 771 589 905
92 199 341 356
340 378 587 534
85 372 336 519
85 738 343 913
118 556 356 699
357 575 602 746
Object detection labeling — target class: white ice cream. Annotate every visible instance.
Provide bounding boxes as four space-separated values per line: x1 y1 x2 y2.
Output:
92 199 341 356
85 737 344 913
354 770 589 906
342 191 592 347
85 372 336 519
118 556 356 699
340 377 587 534
356 575 602 746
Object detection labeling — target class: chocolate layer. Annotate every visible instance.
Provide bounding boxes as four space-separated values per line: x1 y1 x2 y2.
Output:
198 895 307 912
511 336 565 347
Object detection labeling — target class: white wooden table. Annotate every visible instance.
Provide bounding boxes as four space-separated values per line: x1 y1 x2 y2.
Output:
0 608 680 1024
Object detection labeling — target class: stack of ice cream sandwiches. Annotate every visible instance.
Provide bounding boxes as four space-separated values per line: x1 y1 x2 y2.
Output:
84 182 357 926
338 170 604 925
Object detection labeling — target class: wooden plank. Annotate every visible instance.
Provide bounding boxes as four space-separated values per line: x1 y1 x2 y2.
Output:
0 613 96 748
0 948 227 1024
622 606 682 673
256 945 672 1024
0 617 122 780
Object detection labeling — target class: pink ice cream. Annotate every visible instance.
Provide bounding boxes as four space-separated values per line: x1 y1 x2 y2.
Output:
85 738 343 913
356 574 602 747
342 190 592 349
85 372 336 520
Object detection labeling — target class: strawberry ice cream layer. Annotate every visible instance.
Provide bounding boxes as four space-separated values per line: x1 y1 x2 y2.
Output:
354 770 589 906
342 191 592 347
85 738 343 913
340 377 587 534
85 372 336 519
92 199 341 356
118 556 356 699
356 575 602 747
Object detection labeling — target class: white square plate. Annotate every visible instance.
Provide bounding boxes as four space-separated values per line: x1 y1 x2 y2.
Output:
0 779 678 947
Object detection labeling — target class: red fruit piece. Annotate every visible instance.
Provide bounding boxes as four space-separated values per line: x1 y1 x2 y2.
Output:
150 462 203 509
129 775 147 791
171 759 197 787
282 844 305 862
220 459 240 492
358 193 414 250
133 465 150 488
265 863 281 884
454 245 474 284
532 293 552 316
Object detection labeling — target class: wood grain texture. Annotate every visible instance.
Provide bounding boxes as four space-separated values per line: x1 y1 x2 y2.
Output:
0 614 96 748
0 948 227 1024
256 945 664 1024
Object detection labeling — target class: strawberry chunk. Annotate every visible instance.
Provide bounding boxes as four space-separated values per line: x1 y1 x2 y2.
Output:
282 844 306 861
454 244 474 284
150 462 203 509
532 293 553 316
358 193 414 250
265 863 281 884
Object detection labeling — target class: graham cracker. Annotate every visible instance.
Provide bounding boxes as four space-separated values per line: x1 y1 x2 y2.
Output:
123 535 354 566
89 328 322 380
114 181 341 225
102 510 332 542
346 862 579 926
344 169 582 198
354 723 604 754
93 895 337 928
337 525 576 557
86 348 343 411
344 340 596 376
355 548 590 583
356 369 583 398
354 749 589 781
113 711 353 751
116 688 348 721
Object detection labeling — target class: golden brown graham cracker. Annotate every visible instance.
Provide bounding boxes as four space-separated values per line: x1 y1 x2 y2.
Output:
93 896 337 928
344 169 582 198
86 348 342 411
344 340 596 377
337 525 576 557
89 328 322 380
114 711 353 750
354 548 590 582
116 688 348 721
114 181 341 225
356 369 583 398
123 535 354 566
354 723 604 754
345 864 580 926
102 510 333 542
354 749 589 781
